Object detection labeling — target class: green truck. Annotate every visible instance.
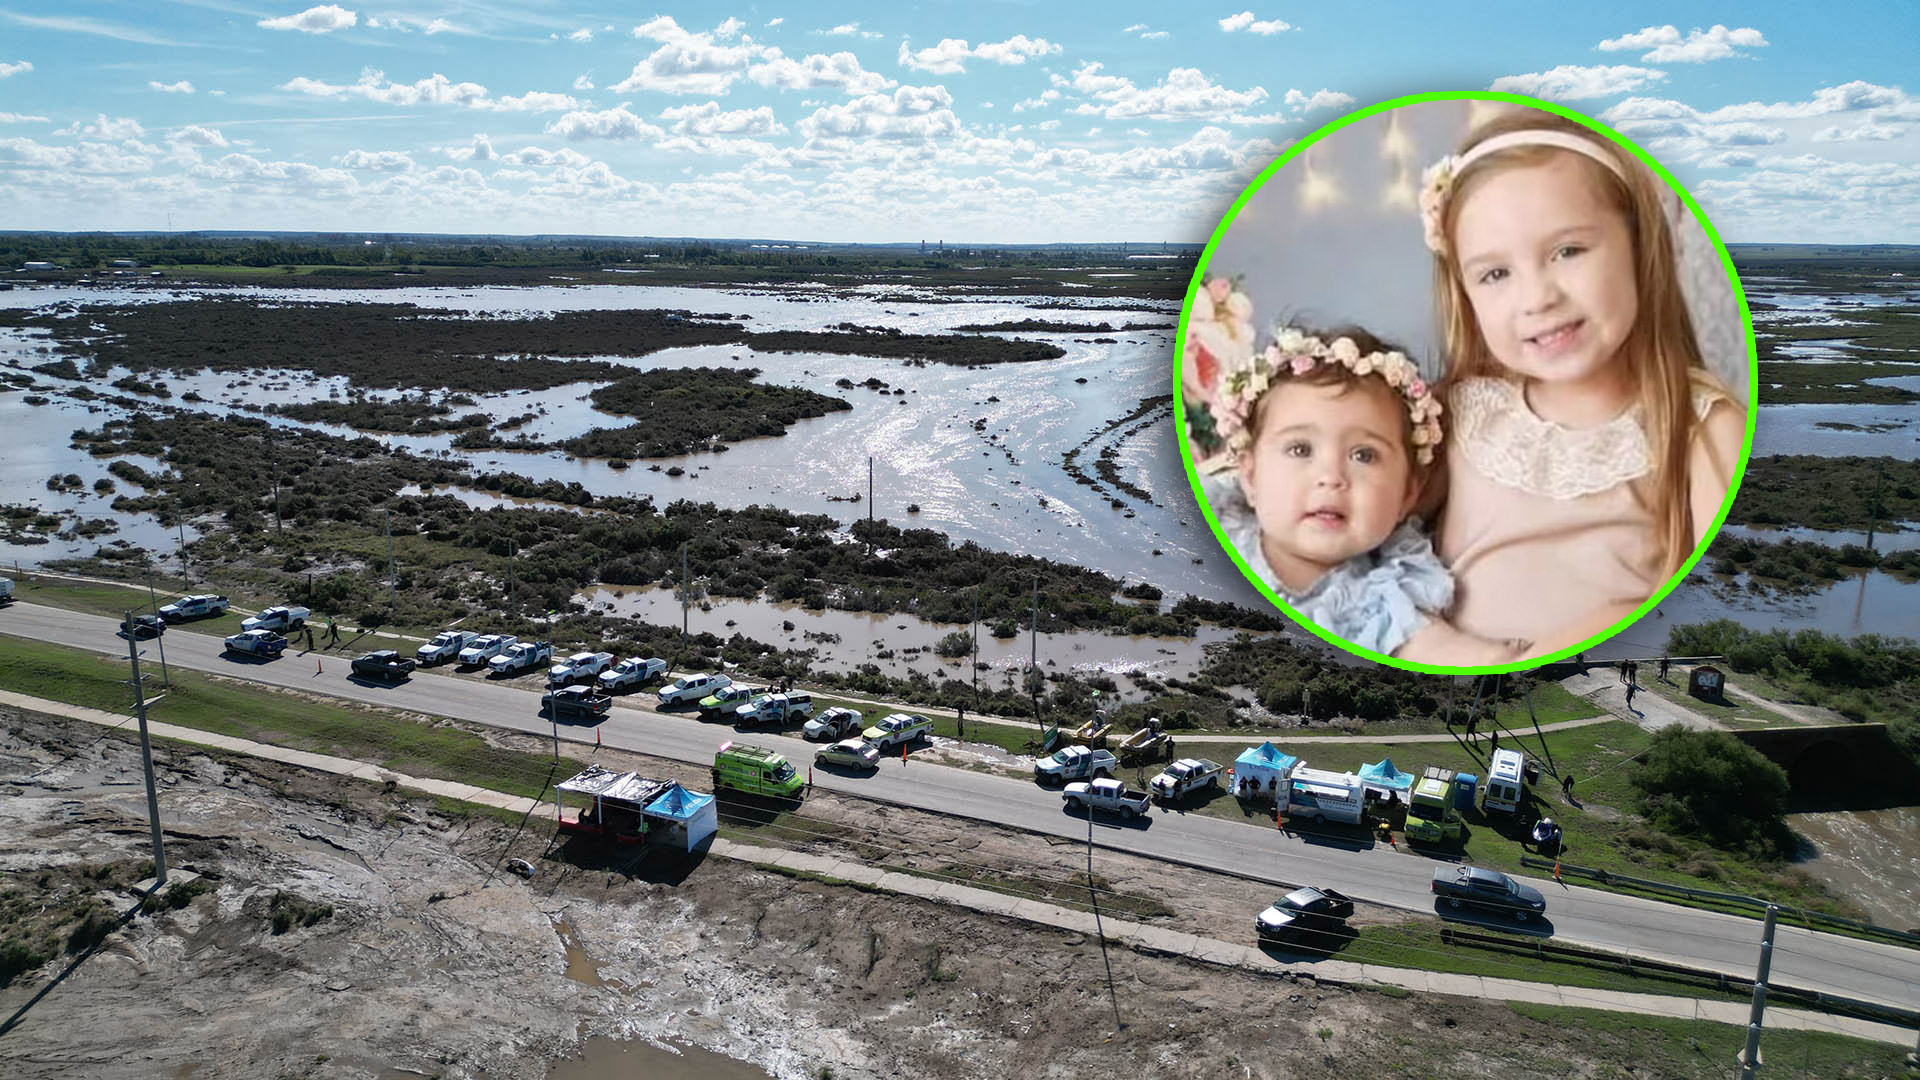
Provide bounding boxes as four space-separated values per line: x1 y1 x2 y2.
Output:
1406 766 1463 843
712 742 805 799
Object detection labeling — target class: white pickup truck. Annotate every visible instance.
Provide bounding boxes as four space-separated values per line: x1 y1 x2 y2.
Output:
862 712 932 750
1034 745 1118 784
417 630 478 665
1062 778 1153 819
547 650 614 686
490 640 554 676
458 634 515 666
597 656 667 692
658 672 730 705
241 604 310 633
1149 758 1225 803
158 594 229 622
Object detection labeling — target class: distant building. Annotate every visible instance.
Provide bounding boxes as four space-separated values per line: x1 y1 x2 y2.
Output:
111 259 139 268
22 261 57 271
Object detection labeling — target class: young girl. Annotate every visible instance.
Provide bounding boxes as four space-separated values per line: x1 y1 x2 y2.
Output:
1208 318 1522 664
1420 110 1745 652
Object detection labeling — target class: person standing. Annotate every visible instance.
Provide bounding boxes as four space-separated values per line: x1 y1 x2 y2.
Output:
955 705 965 739
1625 679 1639 710
1659 655 1670 682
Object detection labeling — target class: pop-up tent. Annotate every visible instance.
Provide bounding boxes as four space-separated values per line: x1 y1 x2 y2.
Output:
1232 742 1298 797
643 782 718 852
1359 757 1415 792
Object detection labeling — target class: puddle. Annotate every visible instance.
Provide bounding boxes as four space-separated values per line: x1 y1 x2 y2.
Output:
546 1035 776 1080
553 917 603 988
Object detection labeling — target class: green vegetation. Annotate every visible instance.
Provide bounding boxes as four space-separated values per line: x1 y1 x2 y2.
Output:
565 367 852 458
0 858 153 987
1667 620 1920 772
1502 1003 1906 1079
1729 456 1920 533
1336 924 1740 1004
269 395 491 434
1630 728 1792 856
1703 532 1920 594
268 891 335 934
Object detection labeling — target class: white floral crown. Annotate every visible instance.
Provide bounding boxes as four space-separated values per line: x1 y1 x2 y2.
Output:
1209 324 1445 466
1419 128 1629 255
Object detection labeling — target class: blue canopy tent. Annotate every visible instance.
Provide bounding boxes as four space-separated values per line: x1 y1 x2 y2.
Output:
1232 742 1298 798
643 782 718 852
1359 758 1415 801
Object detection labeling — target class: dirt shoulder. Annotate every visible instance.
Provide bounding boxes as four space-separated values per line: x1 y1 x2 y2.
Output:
0 707 1902 1080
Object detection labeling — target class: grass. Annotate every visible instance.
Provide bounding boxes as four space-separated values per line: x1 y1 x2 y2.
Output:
10 573 252 640
1501 1002 1908 1079
1336 923 1753 1004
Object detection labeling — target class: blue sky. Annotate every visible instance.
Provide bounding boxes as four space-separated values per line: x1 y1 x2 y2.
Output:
1 2 1917 242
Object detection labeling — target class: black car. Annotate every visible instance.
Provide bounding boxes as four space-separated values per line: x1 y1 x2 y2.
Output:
119 613 166 639
1255 886 1355 941
543 685 611 722
350 649 417 682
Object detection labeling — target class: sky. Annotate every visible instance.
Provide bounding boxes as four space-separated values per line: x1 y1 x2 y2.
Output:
1 2 1918 243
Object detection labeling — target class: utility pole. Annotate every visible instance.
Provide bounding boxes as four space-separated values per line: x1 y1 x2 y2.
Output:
971 586 979 701
145 562 170 688
1029 577 1040 724
123 610 167 887
1085 774 1123 1035
177 520 189 589
269 447 282 534
681 541 691 643
384 508 396 618
507 539 517 608
1865 463 1886 550
1738 905 1778 1079
868 456 874 522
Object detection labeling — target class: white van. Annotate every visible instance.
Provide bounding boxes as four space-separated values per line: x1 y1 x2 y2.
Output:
1286 767 1365 825
1483 749 1526 815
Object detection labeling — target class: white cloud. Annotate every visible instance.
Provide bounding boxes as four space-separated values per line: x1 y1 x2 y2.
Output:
1141 31 1169 40
1597 24 1767 64
899 35 1060 74
1013 89 1060 112
1489 64 1666 101
568 28 592 42
544 103 664 140
1219 11 1291 34
767 18 784 28
1123 24 1147 33
660 101 786 136
281 70 579 112
821 23 860 37
442 133 494 161
499 145 591 167
0 111 49 123
1697 151 1757 168
573 74 594 91
615 15 779 95
0 135 152 173
149 80 195 93
1282 88 1354 113
799 85 960 141
56 113 146 139
190 151 357 192
714 17 745 39
0 60 31 78
974 36 1061 65
341 148 413 171
1067 63 1267 120
169 125 228 147
747 51 893 95
1813 122 1904 142
258 5 357 34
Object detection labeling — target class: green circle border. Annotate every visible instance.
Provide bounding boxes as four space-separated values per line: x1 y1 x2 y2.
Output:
1173 89 1759 676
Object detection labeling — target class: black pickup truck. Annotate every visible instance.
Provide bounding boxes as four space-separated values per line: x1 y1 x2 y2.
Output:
350 650 417 682
543 685 612 723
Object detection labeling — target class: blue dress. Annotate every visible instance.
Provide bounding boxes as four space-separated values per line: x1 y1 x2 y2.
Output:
1235 518 1454 657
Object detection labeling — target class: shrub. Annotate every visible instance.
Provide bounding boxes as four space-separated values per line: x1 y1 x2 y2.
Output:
1631 726 1791 857
933 630 974 659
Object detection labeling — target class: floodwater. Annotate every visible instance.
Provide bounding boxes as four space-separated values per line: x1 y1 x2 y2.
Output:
3 275 1918 635
544 1035 776 1080
579 584 1246 692
1631 570 1920 650
1788 806 1920 931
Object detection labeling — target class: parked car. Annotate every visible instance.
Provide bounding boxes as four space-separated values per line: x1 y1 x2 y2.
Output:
659 672 730 706
223 629 287 658
350 650 416 682
547 650 614 687
814 739 881 771
1061 777 1152 819
1034 745 1117 784
542 685 611 723
241 604 310 633
1149 758 1225 802
699 683 761 718
735 691 813 726
417 629 478 665
490 641 554 676
1255 887 1355 942
158 594 229 622
1431 865 1547 921
863 712 933 750
119 613 166 638
0 577 13 604
597 656 668 692
803 707 865 742
457 634 515 666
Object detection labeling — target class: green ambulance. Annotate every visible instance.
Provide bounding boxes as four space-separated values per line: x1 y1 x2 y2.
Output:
712 742 805 799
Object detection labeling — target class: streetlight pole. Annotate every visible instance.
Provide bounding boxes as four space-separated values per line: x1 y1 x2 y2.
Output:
123 610 167 886
384 508 396 618
1738 905 1778 1079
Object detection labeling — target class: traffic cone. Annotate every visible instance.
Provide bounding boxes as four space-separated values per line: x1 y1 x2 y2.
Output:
1554 858 1562 883
316 656 323 675
595 728 600 747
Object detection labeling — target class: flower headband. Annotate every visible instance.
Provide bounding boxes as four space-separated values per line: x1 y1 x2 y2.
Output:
1208 324 1445 467
1419 128 1628 255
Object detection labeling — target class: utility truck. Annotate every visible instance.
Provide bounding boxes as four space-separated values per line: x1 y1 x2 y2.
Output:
1061 777 1152 819
1406 766 1463 843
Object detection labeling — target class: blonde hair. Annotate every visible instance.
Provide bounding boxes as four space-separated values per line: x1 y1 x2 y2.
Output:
1431 108 1719 577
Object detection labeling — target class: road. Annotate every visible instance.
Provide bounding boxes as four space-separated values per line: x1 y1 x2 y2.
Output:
4 600 1917 1014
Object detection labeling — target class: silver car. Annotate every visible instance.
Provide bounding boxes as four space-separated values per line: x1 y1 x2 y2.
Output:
815 739 881 771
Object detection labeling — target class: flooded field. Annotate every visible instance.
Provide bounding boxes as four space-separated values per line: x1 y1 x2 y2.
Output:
1789 806 1920 930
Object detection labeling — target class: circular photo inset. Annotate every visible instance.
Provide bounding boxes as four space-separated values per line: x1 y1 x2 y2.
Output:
1177 92 1756 675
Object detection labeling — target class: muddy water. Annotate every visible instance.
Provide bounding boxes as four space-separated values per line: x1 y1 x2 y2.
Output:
579 584 1244 694
545 1035 777 1080
1788 806 1920 931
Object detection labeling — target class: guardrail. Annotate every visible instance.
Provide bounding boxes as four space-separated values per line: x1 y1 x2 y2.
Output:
1439 926 1920 1029
1518 855 1920 948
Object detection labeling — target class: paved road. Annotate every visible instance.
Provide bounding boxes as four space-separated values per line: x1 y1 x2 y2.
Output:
5 600 1917 1013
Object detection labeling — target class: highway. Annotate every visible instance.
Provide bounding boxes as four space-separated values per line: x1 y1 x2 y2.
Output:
4 600 1917 1013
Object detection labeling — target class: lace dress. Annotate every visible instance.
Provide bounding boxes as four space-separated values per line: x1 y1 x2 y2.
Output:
1228 514 1453 657
1437 377 1692 643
